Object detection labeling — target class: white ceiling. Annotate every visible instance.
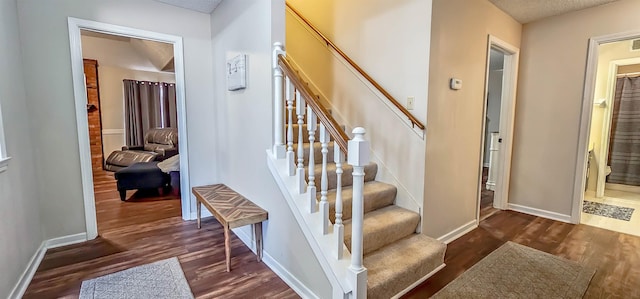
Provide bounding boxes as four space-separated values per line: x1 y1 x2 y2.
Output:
489 0 619 24
153 0 222 14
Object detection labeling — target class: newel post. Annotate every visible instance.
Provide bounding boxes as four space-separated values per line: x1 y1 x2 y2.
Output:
347 127 368 299
272 42 286 159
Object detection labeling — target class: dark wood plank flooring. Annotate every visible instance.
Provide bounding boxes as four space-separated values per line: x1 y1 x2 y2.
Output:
403 210 640 298
23 171 298 299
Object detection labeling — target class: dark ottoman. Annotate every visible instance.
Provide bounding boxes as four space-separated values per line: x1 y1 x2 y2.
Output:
114 161 170 201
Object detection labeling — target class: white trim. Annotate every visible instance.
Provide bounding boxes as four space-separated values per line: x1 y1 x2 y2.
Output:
67 17 193 240
508 203 572 223
8 232 88 299
390 263 446 299
7 242 46 299
436 220 477 244
0 91 8 165
102 128 125 135
44 232 88 249
476 35 520 222
234 227 320 299
483 162 490 168
572 30 640 224
0 156 11 173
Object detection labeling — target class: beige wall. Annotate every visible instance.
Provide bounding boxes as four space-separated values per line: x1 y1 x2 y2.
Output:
511 0 640 216
285 0 431 212
424 0 521 237
17 0 215 239
82 35 175 157
0 0 43 296
587 40 640 191
210 0 332 297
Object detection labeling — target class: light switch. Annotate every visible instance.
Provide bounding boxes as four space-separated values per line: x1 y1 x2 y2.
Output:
450 78 462 90
407 96 415 110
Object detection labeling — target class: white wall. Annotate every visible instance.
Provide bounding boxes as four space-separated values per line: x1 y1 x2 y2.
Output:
425 0 521 237
16 0 215 239
512 0 640 216
285 0 431 213
210 0 331 297
0 0 43 296
82 34 175 156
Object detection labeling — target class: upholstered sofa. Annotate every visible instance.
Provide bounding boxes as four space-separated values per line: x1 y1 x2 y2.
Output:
122 128 179 161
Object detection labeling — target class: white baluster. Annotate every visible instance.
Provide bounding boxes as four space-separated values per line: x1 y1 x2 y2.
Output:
296 91 306 194
272 42 285 158
319 123 330 234
286 77 295 176
334 146 344 259
348 127 369 299
307 106 317 213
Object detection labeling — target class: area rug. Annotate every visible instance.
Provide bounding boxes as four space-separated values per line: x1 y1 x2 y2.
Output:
432 242 595 298
583 200 634 221
79 257 194 299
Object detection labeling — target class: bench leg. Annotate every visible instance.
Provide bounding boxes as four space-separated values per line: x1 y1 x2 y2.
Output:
224 223 231 272
255 222 263 262
196 201 202 229
119 190 126 201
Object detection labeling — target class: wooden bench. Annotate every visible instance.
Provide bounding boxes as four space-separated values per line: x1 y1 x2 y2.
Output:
192 184 268 272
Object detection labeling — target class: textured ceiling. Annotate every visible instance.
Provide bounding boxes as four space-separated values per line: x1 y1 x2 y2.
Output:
153 0 222 14
489 0 619 24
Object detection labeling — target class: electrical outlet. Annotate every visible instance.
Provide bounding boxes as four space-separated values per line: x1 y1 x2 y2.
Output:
407 96 415 110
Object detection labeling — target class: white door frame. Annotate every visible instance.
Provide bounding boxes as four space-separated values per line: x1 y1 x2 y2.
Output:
571 30 640 223
477 35 520 222
595 56 640 198
68 17 192 240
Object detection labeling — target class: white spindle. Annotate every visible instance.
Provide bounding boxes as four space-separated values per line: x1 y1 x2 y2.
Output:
334 146 344 259
307 106 317 213
296 91 306 194
348 127 369 299
286 77 295 176
272 42 285 158
319 124 330 234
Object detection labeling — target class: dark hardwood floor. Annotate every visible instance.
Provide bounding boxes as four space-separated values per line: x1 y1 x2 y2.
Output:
23 170 298 299
403 210 640 298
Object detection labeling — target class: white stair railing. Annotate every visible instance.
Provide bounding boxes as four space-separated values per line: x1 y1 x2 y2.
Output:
271 42 368 299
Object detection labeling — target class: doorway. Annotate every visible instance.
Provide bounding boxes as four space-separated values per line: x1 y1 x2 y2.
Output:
68 18 191 240
477 36 520 222
577 36 640 237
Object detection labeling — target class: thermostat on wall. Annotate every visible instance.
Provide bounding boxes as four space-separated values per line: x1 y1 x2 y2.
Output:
450 78 462 90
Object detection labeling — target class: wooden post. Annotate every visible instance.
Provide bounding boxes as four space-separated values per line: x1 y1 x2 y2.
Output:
348 127 369 299
272 42 286 159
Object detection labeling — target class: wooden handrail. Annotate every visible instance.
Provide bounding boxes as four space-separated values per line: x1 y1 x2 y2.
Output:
285 3 425 130
278 54 350 154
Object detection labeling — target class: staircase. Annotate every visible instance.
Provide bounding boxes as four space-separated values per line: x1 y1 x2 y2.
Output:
268 44 446 298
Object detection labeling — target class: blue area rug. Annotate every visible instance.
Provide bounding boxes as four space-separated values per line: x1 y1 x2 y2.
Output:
583 201 635 221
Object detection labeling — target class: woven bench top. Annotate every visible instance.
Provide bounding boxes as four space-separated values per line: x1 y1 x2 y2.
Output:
192 184 268 229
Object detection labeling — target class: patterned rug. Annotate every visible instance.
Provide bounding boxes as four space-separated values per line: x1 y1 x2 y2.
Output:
79 257 194 299
432 242 595 298
583 200 635 221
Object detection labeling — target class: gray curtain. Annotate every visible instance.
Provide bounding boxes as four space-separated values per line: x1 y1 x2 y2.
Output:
124 80 177 146
607 76 640 186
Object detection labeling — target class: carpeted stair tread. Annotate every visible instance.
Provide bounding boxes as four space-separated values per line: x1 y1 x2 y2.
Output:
293 142 335 164
364 234 446 299
323 181 396 222
344 205 420 255
305 162 377 189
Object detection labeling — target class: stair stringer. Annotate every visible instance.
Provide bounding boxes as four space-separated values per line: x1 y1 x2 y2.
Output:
267 149 354 299
285 56 423 224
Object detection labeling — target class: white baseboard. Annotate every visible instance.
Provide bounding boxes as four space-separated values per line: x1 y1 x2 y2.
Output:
45 232 87 249
391 263 446 299
234 227 319 299
437 220 478 244
9 232 87 299
508 203 572 223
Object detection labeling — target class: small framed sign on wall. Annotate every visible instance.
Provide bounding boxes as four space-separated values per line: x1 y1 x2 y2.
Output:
227 54 247 91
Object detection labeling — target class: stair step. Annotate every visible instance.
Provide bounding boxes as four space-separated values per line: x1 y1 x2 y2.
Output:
305 162 377 189
344 206 420 255
365 234 446 299
324 181 396 222
293 142 335 164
